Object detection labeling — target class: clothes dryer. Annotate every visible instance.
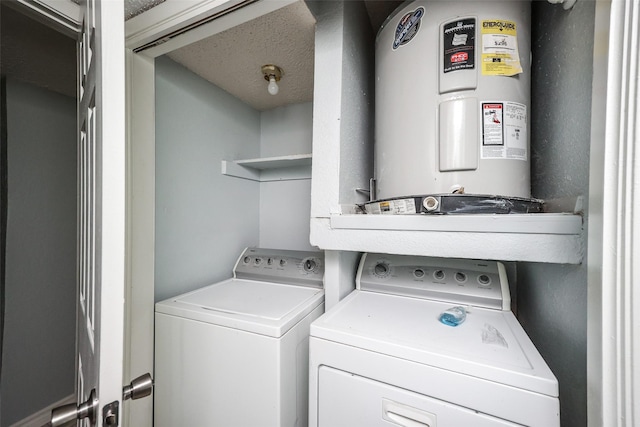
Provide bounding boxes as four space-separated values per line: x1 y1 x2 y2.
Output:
155 247 324 427
309 253 559 426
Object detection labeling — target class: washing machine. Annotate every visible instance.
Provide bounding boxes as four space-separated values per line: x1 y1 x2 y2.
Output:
309 253 559 426
155 247 324 427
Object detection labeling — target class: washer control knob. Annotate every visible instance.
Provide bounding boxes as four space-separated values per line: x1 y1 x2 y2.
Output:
254 257 262 265
413 269 425 278
243 256 251 264
303 258 318 273
279 259 287 267
373 262 390 278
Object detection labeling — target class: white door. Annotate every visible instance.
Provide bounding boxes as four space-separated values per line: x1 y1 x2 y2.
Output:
52 0 126 425
76 0 126 425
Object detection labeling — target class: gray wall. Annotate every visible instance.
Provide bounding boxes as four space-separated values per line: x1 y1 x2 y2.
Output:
155 59 316 301
259 102 314 251
307 0 374 219
516 1 595 426
338 0 374 207
155 56 261 302
1 79 76 426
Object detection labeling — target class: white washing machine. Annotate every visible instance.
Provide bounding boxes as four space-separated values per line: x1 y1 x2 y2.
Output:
309 253 560 427
155 247 324 427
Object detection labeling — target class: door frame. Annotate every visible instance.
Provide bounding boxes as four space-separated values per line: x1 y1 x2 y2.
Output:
123 1 296 425
587 0 640 425
5 0 81 36
11 0 128 424
126 0 638 426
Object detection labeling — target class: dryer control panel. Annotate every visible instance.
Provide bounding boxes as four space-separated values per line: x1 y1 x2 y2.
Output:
357 253 509 310
234 247 324 288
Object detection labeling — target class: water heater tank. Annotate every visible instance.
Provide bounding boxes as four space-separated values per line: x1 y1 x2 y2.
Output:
374 0 531 201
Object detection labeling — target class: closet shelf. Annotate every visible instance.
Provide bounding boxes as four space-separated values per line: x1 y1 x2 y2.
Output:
311 212 584 264
221 154 312 182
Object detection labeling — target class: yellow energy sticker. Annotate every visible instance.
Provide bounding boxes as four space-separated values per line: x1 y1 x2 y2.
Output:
481 20 523 76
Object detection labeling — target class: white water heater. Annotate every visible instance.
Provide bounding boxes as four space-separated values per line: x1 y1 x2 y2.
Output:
374 0 531 202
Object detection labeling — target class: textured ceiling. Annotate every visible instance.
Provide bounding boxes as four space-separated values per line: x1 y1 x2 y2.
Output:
125 0 166 20
166 1 317 111
163 1 402 111
1 0 402 110
72 0 165 20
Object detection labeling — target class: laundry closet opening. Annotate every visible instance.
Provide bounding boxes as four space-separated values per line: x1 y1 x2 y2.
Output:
135 1 594 426
153 1 316 302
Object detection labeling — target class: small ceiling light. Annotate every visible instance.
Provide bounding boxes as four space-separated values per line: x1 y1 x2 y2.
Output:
261 64 283 96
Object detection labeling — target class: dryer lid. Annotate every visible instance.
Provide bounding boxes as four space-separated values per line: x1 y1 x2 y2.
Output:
310 290 558 398
156 278 324 338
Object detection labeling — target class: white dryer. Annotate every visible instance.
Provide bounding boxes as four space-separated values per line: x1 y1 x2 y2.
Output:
155 247 324 427
309 253 559 427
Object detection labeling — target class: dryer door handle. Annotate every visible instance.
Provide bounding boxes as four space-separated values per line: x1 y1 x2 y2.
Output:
382 399 436 427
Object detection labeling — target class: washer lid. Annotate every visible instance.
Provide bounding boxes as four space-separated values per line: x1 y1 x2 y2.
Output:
156 278 324 338
310 290 558 398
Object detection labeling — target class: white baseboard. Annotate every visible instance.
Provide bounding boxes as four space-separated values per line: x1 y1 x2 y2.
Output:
9 393 75 427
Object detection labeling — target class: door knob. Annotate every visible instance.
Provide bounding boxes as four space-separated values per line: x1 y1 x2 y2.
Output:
123 373 153 401
51 389 98 427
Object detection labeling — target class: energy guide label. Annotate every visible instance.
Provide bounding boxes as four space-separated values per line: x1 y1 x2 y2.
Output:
482 102 527 161
481 20 523 76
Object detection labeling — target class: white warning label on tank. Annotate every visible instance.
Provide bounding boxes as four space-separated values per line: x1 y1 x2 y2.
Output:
481 102 527 161
365 198 417 215
482 103 504 146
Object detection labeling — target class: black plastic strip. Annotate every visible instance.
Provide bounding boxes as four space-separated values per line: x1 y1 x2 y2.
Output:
0 76 8 381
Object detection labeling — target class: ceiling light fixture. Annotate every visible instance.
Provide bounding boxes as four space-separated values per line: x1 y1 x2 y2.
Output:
261 64 283 96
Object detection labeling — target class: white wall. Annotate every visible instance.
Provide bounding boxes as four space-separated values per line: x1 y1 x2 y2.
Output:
154 59 316 301
1 79 76 427
259 102 315 251
260 102 313 158
154 57 261 301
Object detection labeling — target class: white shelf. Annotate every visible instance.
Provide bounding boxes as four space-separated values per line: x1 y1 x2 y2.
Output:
331 212 582 234
310 213 584 264
221 154 312 182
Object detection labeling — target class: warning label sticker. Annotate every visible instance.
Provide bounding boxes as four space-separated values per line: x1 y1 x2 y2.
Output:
443 18 476 73
365 198 417 215
481 20 523 76
482 102 527 160
482 103 504 146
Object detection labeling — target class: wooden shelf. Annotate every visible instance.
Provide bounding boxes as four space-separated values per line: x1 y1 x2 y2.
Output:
310 213 584 264
221 154 312 182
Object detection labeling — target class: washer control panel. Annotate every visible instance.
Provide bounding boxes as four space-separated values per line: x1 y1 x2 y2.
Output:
234 247 324 288
357 253 509 310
